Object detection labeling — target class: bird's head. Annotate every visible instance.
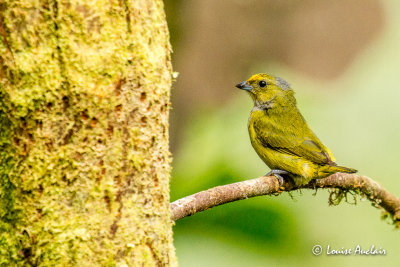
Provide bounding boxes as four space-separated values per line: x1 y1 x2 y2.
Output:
236 73 295 109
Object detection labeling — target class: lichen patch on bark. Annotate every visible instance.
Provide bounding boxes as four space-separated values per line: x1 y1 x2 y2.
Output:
0 0 176 265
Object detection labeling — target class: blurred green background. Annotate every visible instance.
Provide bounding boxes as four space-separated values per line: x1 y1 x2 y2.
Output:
165 0 400 266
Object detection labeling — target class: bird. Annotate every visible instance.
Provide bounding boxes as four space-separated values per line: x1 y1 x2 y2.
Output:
236 73 357 186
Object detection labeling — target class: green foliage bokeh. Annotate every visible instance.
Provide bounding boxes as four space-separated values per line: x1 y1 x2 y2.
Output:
170 1 400 266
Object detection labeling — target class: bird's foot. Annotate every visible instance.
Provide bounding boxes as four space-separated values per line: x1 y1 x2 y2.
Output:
265 169 290 187
312 178 320 189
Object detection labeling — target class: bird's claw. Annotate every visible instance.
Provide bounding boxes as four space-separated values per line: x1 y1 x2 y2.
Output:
266 169 290 187
274 174 285 187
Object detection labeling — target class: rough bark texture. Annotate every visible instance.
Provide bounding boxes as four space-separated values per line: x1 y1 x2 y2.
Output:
0 0 176 265
171 173 400 227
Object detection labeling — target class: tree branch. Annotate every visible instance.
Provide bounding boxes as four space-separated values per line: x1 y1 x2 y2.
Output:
170 173 400 226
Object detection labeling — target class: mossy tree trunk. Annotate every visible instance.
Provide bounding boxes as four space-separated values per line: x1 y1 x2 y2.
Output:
0 0 176 265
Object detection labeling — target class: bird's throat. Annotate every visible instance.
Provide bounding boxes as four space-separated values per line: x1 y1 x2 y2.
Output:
255 96 276 110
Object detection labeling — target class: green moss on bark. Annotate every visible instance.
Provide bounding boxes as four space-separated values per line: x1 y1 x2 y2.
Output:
0 0 176 265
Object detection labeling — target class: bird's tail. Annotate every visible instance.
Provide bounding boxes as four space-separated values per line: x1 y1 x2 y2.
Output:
319 165 357 177
331 165 357 173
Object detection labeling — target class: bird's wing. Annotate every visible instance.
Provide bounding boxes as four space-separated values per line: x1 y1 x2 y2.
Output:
253 111 335 165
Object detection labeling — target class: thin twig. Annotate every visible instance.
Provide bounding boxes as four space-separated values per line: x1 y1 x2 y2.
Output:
170 173 400 226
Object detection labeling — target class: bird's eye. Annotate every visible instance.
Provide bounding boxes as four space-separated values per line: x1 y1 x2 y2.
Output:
259 80 267 87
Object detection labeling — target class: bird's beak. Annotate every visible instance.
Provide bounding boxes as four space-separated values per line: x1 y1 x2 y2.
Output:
236 81 252 92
